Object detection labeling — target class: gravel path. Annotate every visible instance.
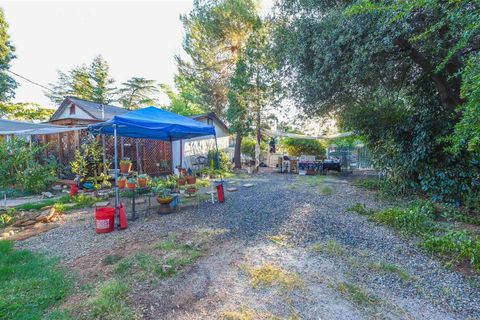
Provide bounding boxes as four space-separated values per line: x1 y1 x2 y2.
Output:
17 173 480 319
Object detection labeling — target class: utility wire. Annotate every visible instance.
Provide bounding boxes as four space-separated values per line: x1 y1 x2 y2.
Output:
4 69 55 93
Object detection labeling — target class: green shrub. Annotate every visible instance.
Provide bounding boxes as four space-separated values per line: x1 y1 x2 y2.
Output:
281 137 326 157
0 138 59 193
207 149 232 172
370 201 436 236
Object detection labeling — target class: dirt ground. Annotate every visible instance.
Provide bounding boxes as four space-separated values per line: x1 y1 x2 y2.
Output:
17 172 480 319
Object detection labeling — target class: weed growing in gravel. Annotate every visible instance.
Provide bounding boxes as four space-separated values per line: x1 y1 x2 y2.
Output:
354 178 383 191
197 228 229 242
243 263 303 291
369 202 437 236
221 307 298 320
85 279 134 320
348 203 375 216
320 186 334 195
337 282 380 307
102 254 123 265
422 231 480 271
267 234 288 246
311 240 347 257
369 262 413 282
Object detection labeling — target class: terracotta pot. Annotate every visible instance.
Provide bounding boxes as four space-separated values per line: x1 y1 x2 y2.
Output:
178 179 186 186
187 187 197 194
127 182 136 190
138 178 148 188
120 162 132 174
186 176 196 185
118 179 126 189
156 196 173 204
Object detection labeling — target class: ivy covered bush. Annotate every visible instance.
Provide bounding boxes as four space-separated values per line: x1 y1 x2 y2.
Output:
0 138 58 193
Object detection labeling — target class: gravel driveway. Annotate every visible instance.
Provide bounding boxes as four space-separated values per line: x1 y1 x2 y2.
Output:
18 172 480 319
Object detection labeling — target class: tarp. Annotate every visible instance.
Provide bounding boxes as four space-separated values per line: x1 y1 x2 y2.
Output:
89 106 216 140
0 119 86 135
264 130 354 140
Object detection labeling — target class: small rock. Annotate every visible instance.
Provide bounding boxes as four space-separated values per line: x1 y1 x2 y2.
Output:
226 188 238 192
41 192 54 198
52 185 62 191
243 184 254 188
94 201 110 207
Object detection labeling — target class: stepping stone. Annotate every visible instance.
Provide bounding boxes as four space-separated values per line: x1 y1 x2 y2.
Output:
243 184 254 188
226 187 238 192
206 191 216 195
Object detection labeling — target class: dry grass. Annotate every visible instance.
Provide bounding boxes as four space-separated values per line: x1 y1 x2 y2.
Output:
243 263 303 291
311 240 347 257
337 282 380 307
221 307 299 320
197 228 229 242
267 234 288 246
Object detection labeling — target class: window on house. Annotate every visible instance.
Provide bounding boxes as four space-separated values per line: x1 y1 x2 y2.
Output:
69 105 76 115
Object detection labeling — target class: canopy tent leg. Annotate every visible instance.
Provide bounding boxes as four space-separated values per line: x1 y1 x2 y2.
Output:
114 125 119 228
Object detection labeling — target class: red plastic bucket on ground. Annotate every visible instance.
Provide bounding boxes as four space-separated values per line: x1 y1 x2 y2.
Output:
119 203 127 230
70 184 78 197
95 207 115 234
216 183 225 203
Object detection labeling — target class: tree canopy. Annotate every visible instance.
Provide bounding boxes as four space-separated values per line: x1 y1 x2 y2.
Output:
273 0 480 202
117 77 159 110
0 8 17 102
47 55 116 105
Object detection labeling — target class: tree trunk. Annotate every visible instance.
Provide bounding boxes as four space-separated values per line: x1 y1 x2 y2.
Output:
255 110 261 173
234 133 242 169
394 37 464 112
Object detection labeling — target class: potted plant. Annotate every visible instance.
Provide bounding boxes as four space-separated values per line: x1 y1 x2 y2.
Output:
118 176 127 189
178 174 186 186
156 189 173 204
179 186 186 194
137 174 149 188
186 173 197 185
120 159 132 174
127 178 137 189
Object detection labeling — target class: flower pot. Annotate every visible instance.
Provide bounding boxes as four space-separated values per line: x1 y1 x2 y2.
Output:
186 176 196 185
156 196 173 204
178 179 186 186
138 178 148 188
186 187 197 195
120 162 132 174
127 183 136 190
118 179 126 189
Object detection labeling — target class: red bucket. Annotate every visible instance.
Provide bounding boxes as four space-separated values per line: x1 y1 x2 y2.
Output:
95 207 115 234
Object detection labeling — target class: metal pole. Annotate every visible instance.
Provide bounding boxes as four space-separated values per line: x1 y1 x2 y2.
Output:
114 125 119 228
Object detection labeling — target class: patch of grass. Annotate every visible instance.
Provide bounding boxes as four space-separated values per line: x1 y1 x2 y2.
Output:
320 185 334 195
221 307 292 320
102 254 123 265
369 262 413 281
0 240 71 319
53 202 67 213
15 195 72 211
85 279 134 320
244 263 302 291
117 239 202 280
196 178 211 188
354 178 383 191
348 203 375 216
267 234 287 246
197 228 229 241
337 282 379 307
311 240 347 257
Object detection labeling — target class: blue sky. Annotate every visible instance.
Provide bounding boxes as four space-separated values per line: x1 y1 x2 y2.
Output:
1 0 275 108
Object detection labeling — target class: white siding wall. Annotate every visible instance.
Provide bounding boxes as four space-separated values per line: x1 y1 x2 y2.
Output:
57 103 93 120
172 118 229 173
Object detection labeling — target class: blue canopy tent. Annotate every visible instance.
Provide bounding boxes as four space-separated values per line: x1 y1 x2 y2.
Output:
89 106 218 224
